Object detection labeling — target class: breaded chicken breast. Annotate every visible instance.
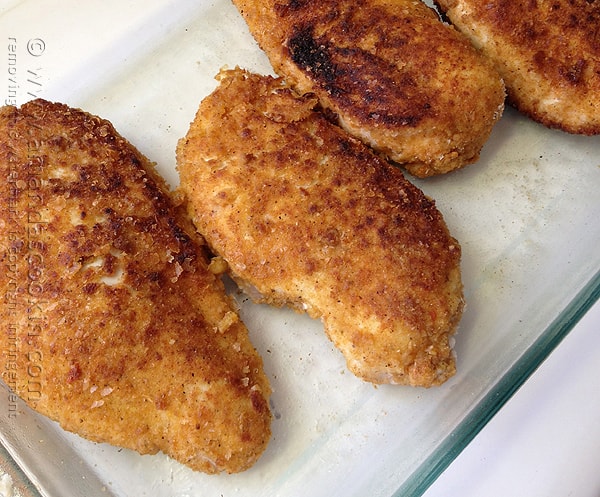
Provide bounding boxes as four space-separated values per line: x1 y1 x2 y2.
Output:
435 0 600 135
0 100 271 474
232 0 505 177
177 69 464 387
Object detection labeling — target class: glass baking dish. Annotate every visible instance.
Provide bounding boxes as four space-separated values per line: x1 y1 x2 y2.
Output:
1 1 599 496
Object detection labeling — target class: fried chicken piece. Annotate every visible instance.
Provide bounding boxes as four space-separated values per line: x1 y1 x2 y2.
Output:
435 0 600 135
177 68 464 387
232 0 505 177
0 99 271 474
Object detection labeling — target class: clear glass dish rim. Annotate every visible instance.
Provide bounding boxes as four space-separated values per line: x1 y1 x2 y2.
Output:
396 268 600 496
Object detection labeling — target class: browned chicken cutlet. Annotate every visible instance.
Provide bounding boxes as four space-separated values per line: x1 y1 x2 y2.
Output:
177 68 464 387
0 99 271 474
435 0 600 135
232 0 505 177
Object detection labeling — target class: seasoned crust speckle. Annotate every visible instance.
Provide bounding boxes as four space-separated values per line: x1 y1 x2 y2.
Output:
435 0 600 135
177 69 465 387
233 0 505 177
0 99 271 474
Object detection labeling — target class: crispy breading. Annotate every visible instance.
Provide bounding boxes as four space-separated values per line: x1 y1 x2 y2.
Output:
177 69 464 387
435 0 600 135
0 99 271 474
232 0 505 177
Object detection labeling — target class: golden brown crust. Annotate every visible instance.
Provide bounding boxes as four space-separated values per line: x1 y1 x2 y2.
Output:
177 69 464 387
435 0 600 134
0 99 271 473
233 0 505 177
